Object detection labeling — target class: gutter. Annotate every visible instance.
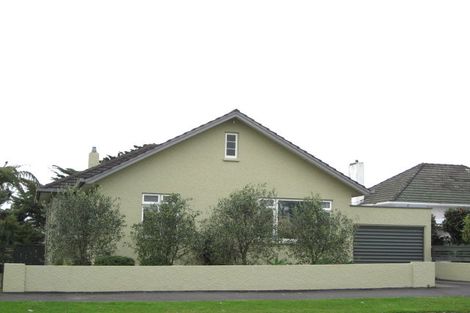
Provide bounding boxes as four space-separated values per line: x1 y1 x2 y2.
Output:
362 201 470 209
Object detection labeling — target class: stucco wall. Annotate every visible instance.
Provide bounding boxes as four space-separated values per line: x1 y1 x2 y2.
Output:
97 119 360 257
436 262 470 281
3 262 435 292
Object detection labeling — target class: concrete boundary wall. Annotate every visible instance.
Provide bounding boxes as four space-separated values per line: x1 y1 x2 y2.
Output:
3 262 435 293
436 262 470 281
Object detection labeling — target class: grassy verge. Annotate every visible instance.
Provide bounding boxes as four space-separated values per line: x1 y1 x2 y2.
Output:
1 297 470 313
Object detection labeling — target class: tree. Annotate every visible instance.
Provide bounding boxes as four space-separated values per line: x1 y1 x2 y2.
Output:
1 162 38 207
132 194 198 265
281 196 355 264
51 165 78 181
0 163 44 263
46 187 125 265
442 208 470 244
202 184 276 265
462 215 470 244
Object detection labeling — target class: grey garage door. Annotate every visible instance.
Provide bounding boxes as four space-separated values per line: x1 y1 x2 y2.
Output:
353 225 424 263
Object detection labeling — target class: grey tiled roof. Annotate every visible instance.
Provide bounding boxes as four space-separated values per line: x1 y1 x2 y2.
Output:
363 163 470 205
40 144 158 190
39 109 368 195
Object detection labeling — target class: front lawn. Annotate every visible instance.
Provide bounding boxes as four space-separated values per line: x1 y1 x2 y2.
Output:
1 297 470 313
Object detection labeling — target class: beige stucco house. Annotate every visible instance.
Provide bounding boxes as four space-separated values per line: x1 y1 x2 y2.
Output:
39 110 432 263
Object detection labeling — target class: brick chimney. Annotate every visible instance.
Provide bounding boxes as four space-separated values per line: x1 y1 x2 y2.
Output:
88 147 99 168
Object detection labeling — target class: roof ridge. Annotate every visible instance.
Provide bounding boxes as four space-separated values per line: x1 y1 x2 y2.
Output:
392 163 426 201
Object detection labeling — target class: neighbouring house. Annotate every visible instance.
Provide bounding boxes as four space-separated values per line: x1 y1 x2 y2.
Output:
362 163 470 224
38 109 432 263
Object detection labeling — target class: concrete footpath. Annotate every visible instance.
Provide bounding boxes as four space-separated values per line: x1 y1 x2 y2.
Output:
1 280 469 302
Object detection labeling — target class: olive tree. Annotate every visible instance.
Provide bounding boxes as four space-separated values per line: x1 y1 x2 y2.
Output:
132 194 198 265
281 196 355 264
201 184 276 265
46 187 125 265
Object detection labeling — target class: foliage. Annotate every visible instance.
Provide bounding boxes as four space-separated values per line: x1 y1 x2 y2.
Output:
101 145 145 163
132 194 198 265
200 184 276 265
280 196 355 264
46 187 125 265
0 162 39 207
51 165 79 181
192 220 239 265
462 215 470 244
94 255 135 266
0 163 44 263
442 208 470 244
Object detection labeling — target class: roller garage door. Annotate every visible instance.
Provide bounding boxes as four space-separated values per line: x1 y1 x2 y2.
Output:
353 225 424 263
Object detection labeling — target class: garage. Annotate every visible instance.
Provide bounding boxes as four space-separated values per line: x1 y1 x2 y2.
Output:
353 225 424 263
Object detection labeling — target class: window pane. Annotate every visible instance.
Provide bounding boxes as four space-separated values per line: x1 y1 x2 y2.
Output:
227 142 236 149
227 134 236 142
278 200 300 219
143 195 159 203
142 206 158 221
226 148 236 156
321 201 331 210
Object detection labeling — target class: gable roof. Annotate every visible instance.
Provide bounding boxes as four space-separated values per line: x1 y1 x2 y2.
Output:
39 109 369 195
363 163 470 205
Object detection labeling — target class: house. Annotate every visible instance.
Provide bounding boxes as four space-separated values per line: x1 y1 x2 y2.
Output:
38 109 432 263
362 163 470 224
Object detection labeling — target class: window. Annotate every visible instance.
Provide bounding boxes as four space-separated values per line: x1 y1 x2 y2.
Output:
225 133 238 159
141 193 169 221
266 198 333 239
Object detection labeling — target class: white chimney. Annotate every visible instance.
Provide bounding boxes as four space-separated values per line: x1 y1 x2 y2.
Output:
88 147 99 168
349 160 364 186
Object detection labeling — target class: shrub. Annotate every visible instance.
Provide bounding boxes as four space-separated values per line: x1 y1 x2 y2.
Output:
94 255 135 266
462 215 470 244
442 208 470 244
132 194 198 265
280 196 355 264
46 187 125 265
192 221 238 265
200 184 276 265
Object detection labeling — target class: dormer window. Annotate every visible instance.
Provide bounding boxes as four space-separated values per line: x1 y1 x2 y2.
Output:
225 133 238 159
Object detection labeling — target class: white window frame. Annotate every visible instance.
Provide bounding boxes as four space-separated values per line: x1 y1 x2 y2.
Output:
267 198 333 240
224 132 238 159
141 193 169 221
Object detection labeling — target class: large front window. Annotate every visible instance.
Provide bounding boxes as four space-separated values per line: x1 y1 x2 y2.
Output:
268 198 333 239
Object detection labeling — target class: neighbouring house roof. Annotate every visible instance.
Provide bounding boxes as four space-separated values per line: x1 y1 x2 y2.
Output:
363 163 470 206
39 109 369 195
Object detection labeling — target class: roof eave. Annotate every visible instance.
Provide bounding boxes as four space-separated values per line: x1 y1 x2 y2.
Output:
364 201 470 209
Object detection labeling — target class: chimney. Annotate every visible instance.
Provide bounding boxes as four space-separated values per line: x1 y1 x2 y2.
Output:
88 147 99 168
349 160 364 186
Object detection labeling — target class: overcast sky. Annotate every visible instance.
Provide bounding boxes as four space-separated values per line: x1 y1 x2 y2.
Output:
1 1 469 188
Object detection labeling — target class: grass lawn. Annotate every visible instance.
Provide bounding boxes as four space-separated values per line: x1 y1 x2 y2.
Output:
1 297 470 313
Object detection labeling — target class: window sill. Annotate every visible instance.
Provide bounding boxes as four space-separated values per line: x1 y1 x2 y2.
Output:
223 158 240 162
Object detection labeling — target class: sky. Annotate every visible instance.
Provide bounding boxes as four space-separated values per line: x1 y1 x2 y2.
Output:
1 1 469 188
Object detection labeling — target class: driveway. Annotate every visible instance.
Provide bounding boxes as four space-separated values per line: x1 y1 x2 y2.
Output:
1 280 469 302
